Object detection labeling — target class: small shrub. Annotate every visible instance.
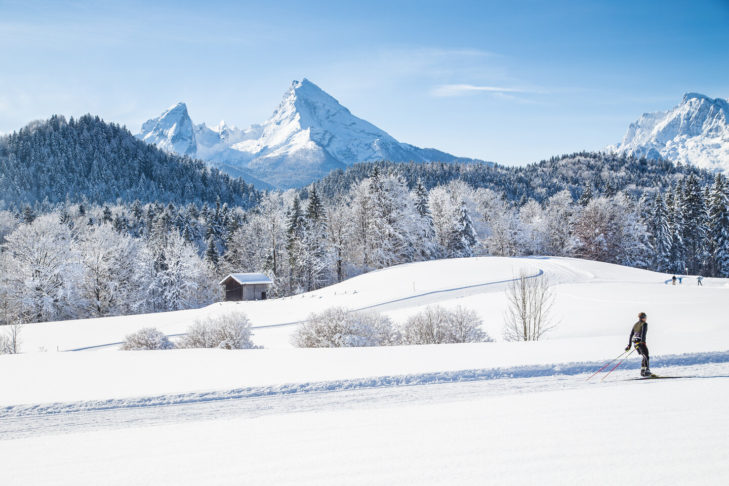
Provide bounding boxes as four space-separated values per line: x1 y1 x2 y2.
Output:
180 312 256 349
121 327 174 350
292 307 397 348
400 305 491 345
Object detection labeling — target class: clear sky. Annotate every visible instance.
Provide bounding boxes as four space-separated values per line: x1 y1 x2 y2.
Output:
1 0 728 165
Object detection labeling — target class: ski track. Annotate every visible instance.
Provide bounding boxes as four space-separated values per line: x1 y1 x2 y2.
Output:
2 350 728 441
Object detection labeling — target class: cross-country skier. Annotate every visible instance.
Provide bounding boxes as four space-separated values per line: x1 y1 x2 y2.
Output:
697 276 704 286
671 275 677 285
625 312 651 377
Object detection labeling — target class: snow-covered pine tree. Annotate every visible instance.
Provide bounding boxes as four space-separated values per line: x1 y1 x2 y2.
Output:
681 174 708 274
306 186 324 221
205 237 219 268
301 190 332 291
649 193 672 271
414 179 430 218
450 201 478 257
708 174 729 277
412 179 437 259
578 186 593 207
286 195 306 292
666 186 686 274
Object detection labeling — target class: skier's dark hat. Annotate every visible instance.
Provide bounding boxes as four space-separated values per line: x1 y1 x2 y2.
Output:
638 312 647 319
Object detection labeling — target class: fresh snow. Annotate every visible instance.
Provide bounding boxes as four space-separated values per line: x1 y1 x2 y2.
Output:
2 373 728 485
610 92 729 173
2 255 728 485
136 79 483 188
14 256 729 355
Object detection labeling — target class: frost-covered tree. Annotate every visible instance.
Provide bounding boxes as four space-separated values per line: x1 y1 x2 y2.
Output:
517 199 546 255
543 191 575 256
483 197 520 257
139 231 215 312
77 224 140 317
0 211 19 247
3 215 80 323
572 194 647 266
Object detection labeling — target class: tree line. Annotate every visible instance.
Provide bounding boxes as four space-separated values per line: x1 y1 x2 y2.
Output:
2 166 727 326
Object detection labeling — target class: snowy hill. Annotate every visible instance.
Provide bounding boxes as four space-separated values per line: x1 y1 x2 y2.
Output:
15 256 729 356
137 79 482 188
610 93 729 172
3 256 729 485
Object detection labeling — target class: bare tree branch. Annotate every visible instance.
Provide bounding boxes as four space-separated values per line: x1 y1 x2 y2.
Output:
503 271 556 341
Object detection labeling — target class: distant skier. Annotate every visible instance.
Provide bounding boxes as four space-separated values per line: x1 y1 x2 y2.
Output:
678 276 683 284
671 275 677 286
625 312 651 377
697 276 704 286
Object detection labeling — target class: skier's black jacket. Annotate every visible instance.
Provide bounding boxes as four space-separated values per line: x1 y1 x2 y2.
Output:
628 320 647 346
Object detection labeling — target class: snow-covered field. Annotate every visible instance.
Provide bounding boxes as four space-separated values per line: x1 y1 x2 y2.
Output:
2 256 729 485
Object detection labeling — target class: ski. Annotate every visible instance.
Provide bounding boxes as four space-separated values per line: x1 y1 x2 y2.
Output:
626 375 690 381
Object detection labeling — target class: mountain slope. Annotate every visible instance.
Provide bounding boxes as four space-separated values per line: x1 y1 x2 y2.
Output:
137 79 482 188
610 93 729 172
0 115 260 208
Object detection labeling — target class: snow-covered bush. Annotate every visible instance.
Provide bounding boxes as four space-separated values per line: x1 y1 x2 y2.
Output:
400 305 490 345
120 327 174 351
179 312 257 350
292 307 398 348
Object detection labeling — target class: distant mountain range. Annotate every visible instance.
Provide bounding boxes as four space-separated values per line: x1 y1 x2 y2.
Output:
137 79 483 189
609 92 729 173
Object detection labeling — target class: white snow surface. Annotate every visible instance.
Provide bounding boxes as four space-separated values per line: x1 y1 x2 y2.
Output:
610 92 729 172
3 256 729 485
5 256 729 406
135 79 481 188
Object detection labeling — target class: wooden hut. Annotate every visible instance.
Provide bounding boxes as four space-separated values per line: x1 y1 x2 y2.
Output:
219 273 272 301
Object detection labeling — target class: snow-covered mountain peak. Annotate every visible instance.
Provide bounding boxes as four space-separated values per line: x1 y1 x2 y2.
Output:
139 102 196 156
611 92 729 173
137 79 482 188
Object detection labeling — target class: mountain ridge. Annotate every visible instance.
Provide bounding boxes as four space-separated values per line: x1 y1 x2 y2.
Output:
610 92 729 172
137 79 485 188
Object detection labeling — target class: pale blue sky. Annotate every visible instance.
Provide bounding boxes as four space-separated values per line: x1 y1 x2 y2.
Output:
1 0 728 164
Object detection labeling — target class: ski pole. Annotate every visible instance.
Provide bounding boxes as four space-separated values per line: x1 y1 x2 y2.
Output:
601 348 635 382
586 349 629 381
